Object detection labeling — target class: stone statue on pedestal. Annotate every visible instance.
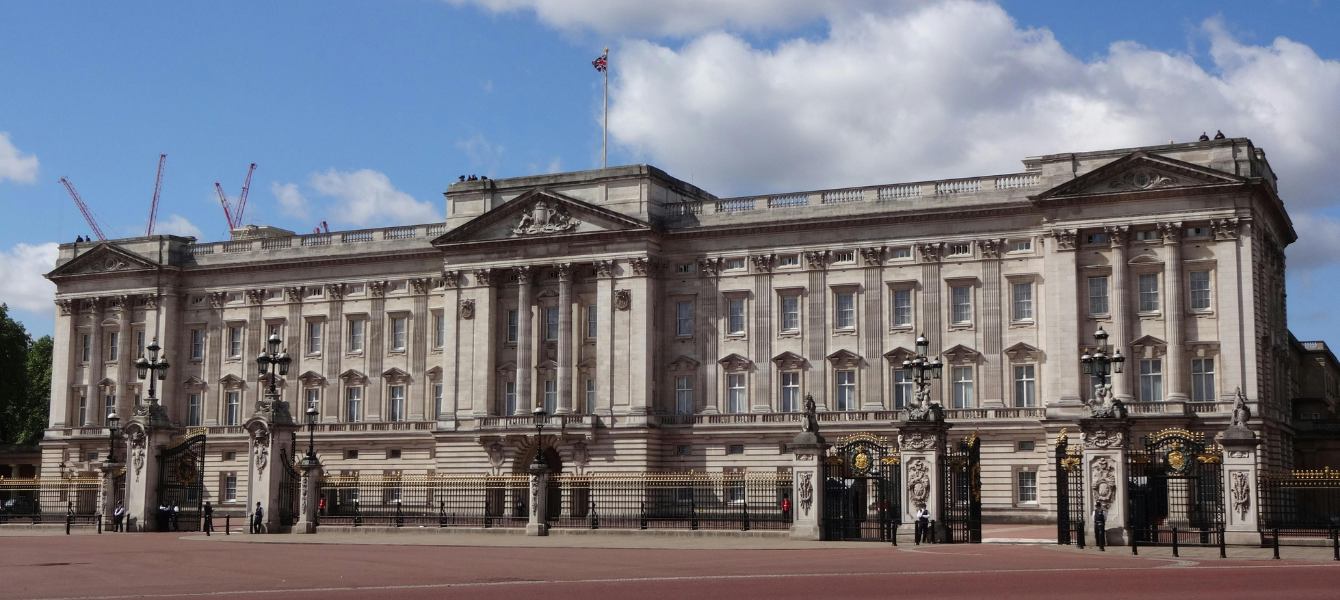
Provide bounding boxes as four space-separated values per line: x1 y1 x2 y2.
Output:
1084 382 1127 419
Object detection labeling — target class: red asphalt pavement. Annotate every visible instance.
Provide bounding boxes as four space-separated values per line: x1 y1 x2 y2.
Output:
3 534 1339 600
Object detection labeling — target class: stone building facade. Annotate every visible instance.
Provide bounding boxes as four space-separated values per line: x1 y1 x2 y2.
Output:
41 137 1297 522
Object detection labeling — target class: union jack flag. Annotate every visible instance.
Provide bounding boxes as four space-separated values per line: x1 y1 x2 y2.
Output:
592 51 607 72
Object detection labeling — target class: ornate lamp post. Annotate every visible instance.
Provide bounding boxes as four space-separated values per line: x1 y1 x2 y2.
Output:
134 338 171 425
1080 327 1126 418
304 403 319 462
901 334 944 421
531 406 550 469
106 411 120 462
256 333 292 397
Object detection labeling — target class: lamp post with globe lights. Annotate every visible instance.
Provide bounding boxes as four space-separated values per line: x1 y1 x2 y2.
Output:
1080 327 1127 418
901 334 945 421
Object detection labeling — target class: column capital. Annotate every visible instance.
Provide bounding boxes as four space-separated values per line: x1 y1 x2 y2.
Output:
1159 221 1184 244
409 277 432 295
859 247 884 266
628 257 650 277
55 298 75 316
594 260 615 279
367 280 388 297
1212 217 1240 240
974 239 1002 259
750 254 774 273
245 289 266 305
442 270 464 288
555 263 575 281
208 291 228 308
698 258 722 277
473 268 499 286
1049 229 1078 251
1104 225 1130 247
324 283 346 301
804 250 829 270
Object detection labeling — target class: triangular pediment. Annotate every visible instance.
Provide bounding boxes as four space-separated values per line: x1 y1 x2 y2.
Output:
182 376 208 392
942 344 980 364
1034 152 1248 202
1131 335 1167 347
382 367 413 384
883 346 915 364
1128 253 1164 265
668 355 701 371
1004 342 1043 361
296 371 326 387
771 351 808 371
425 366 443 381
48 243 161 279
718 353 753 373
825 349 863 368
339 369 368 385
95 377 116 388
218 374 246 390
433 189 653 245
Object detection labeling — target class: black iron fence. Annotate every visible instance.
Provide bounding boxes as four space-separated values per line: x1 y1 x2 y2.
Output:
0 477 101 525
1055 431 1086 547
546 472 793 531
1259 468 1340 541
317 474 530 528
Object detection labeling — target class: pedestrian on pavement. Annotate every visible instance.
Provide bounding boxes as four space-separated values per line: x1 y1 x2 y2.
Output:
251 502 264 534
318 497 326 516
781 493 791 522
1092 501 1107 550
202 501 214 536
915 503 931 545
112 501 125 532
156 503 169 531
170 502 181 531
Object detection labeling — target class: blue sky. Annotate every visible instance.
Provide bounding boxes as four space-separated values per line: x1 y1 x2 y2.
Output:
4 0 1340 344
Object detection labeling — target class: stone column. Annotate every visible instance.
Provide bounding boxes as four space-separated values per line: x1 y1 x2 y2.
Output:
515 266 535 415
789 430 829 540
1161 222 1188 401
861 248 885 410
409 278 430 421
1080 417 1131 546
526 461 549 536
917 246 943 406
805 251 829 409
114 296 135 422
698 259 720 414
122 413 176 531
1106 227 1132 402
86 298 105 426
322 285 344 423
466 268 496 417
752 255 774 413
898 419 951 540
556 264 574 414
595 261 615 415
978 241 1004 407
1219 424 1261 545
293 455 323 534
50 299 76 428
1044 230 1082 414
366 282 386 421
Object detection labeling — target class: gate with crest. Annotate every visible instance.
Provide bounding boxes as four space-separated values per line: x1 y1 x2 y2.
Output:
941 432 982 543
156 428 206 531
1127 428 1224 547
1055 429 1086 546
822 433 900 541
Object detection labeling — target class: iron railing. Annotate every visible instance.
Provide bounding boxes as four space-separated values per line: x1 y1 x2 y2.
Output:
317 474 530 528
0 477 101 525
1259 468 1340 541
545 472 793 531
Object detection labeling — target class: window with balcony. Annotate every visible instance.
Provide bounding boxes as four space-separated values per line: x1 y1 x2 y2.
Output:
836 370 856 411
585 379 596 414
781 372 800 412
675 376 694 415
1013 365 1036 407
388 385 405 422
346 387 363 422
952 367 974 408
727 374 747 413
1140 359 1163 402
226 391 241 425
893 369 913 409
543 380 558 413
504 381 517 416
1192 358 1215 401
187 394 202 427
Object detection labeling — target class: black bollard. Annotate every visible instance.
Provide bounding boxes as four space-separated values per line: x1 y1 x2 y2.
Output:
1219 528 1226 559
1333 529 1339 561
226 514 230 535
1131 527 1138 555
1273 529 1281 560
97 514 103 535
1172 527 1179 558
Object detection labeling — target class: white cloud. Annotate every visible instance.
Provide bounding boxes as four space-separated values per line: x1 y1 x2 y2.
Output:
605 1 1340 213
0 242 58 314
0 132 39 184
447 0 906 37
155 214 203 239
271 182 310 219
308 169 442 227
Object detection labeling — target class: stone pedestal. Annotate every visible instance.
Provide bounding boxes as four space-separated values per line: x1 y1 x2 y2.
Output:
1080 418 1131 546
293 456 323 534
122 405 177 532
97 462 117 529
1219 425 1261 545
789 432 829 540
526 463 549 536
245 395 299 534
897 419 951 541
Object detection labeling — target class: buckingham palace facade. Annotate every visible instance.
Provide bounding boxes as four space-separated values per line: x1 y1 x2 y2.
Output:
41 136 1297 522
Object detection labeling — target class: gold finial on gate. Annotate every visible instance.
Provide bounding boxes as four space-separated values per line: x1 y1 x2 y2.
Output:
1056 428 1068 445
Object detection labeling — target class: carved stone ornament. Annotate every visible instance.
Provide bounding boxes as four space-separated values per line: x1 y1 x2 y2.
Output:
459 299 476 320
82 256 133 273
975 239 1001 259
129 429 147 480
614 289 631 311
144 295 159 310
1083 426 1124 449
804 250 829 270
531 476 541 510
1104 225 1130 247
209 291 229 308
1159 221 1184 244
698 258 722 277
442 270 463 289
898 431 940 451
556 263 575 281
1090 456 1117 506
595 260 615 279
800 394 818 435
1228 450 1250 459
572 441 590 467
410 278 431 295
1212 217 1240 241
245 289 266 305
623 257 647 277
1232 471 1251 521
285 287 303 303
367 280 387 297
253 428 270 476
1108 170 1178 192
473 268 496 286
513 200 580 235
1083 383 1127 419
324 283 346 301
1231 386 1252 428
859 247 883 266
907 458 931 506
487 442 506 470
917 243 943 262
750 254 773 272
1051 229 1078 251
798 472 814 516
795 453 815 461
55 299 74 316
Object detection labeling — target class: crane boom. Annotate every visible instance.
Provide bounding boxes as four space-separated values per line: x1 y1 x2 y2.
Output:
234 163 257 226
60 178 108 241
146 154 167 235
215 182 236 230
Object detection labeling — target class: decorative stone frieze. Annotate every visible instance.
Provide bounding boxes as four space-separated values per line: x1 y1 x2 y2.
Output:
459 299 475 319
1050 229 1078 251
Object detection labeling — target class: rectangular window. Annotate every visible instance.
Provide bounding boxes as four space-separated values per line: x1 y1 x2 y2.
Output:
226 391 241 426
544 380 557 413
108 332 119 361
835 292 855 329
952 366 974 409
893 369 913 409
545 307 559 341
782 296 800 331
836 370 856 411
187 394 202 426
504 381 517 416
1192 358 1216 402
779 255 799 267
228 326 242 358
1018 471 1038 503
433 384 444 417
726 258 745 270
391 317 407 350
78 395 87 425
82 334 91 362
833 251 855 263
1013 365 1036 408
729 444 745 455
951 286 972 324
434 314 445 348
388 385 405 422
675 376 694 415
346 388 362 422
348 319 364 352
136 331 145 358
676 262 694 273
677 445 692 456
890 247 911 259
892 289 912 326
225 476 238 501
507 310 519 343
1010 240 1032 252
1186 227 1209 238
1139 273 1160 312
1088 277 1109 315
134 393 141 406
1086 233 1109 245
268 324 281 341
781 372 800 412
305 388 320 415
728 299 746 335
727 374 746 413
190 330 204 360
1136 230 1159 241
585 379 596 414
1190 271 1212 310
307 321 322 354
586 305 598 339
676 301 693 336
948 244 970 256
1012 282 1033 321
104 395 116 422
1140 359 1163 402
1017 441 1036 452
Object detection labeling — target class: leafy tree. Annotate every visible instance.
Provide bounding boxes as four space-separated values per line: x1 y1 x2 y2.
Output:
0 305 50 445
21 335 53 445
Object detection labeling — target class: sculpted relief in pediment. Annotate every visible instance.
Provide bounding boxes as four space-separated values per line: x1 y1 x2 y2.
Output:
513 200 580 236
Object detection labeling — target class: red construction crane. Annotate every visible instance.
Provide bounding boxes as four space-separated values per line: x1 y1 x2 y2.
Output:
215 163 257 230
60 177 108 242
145 154 167 236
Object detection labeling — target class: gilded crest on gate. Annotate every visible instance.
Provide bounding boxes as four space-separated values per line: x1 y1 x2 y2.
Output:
1165 440 1187 473
853 450 871 474
177 455 198 484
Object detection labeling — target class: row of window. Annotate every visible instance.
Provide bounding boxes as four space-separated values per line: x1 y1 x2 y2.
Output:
1087 271 1214 316
78 330 148 363
671 241 1037 275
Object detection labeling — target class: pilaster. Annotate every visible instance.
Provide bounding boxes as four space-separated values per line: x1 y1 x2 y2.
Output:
293 456 323 534
1161 222 1188 402
978 240 1004 407
595 260 615 415
1106 226 1132 402
751 254 774 412
556 264 575 414
861 247 884 410
87 298 105 426
805 251 828 409
698 259 720 414
515 266 535 416
322 284 345 423
365 281 386 421
49 299 75 428
1219 424 1261 545
1080 418 1131 546
1045 230 1082 415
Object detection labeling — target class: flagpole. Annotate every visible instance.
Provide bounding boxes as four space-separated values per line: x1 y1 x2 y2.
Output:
602 46 609 169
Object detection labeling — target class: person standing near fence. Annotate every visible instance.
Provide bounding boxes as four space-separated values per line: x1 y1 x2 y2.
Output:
914 504 931 544
1092 501 1107 550
251 502 264 534
170 502 181 531
781 493 791 522
202 501 213 536
112 501 125 532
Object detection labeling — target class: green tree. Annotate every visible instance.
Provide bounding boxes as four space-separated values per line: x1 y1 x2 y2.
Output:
0 303 31 444
21 335 53 445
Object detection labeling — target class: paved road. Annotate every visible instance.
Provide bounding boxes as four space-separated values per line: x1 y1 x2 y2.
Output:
3 533 1338 600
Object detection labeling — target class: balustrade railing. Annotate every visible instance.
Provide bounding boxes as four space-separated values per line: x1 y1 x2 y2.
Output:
768 193 809 208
